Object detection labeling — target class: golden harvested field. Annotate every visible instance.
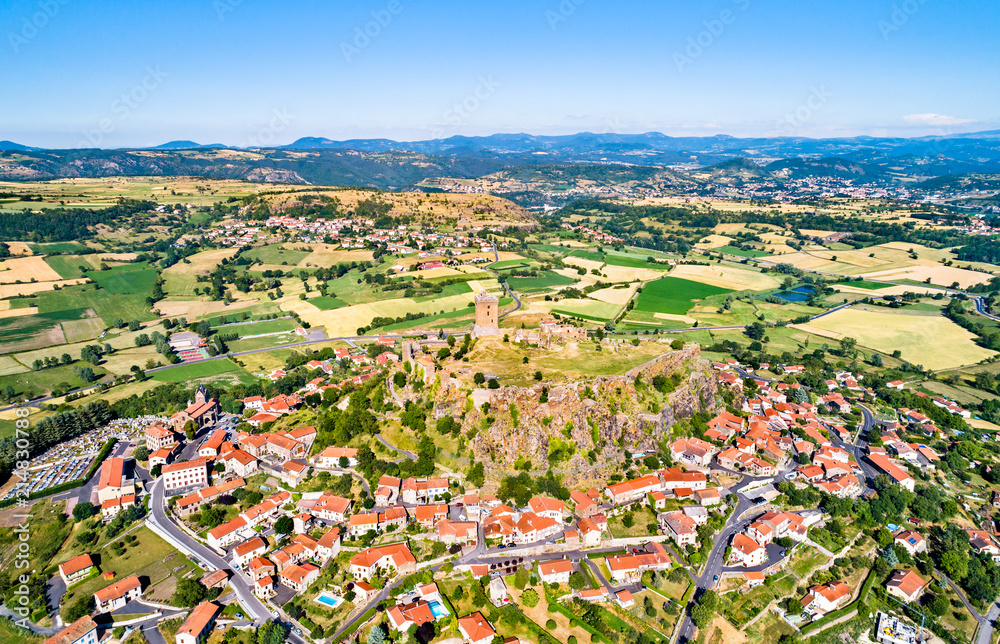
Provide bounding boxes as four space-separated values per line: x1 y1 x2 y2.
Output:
669 264 782 291
4 242 32 255
695 234 733 249
295 245 373 268
399 266 464 280
0 278 88 298
860 264 992 288
60 317 105 343
287 288 488 336
0 306 39 318
154 295 258 318
793 307 995 370
562 256 663 283
0 356 28 376
0 256 62 283
589 283 639 306
654 312 697 323
776 242 998 286
0 177 269 208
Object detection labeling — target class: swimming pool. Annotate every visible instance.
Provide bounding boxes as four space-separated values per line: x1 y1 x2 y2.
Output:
314 591 343 608
427 600 448 618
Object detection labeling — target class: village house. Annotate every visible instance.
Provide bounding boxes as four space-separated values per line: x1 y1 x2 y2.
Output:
886 570 926 604
349 542 417 580
175 602 220 644
801 581 851 615
538 559 574 585
93 575 143 613
58 554 96 585
162 459 209 492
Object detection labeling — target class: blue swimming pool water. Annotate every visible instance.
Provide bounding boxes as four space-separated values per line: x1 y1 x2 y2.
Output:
315 592 343 608
427 600 448 618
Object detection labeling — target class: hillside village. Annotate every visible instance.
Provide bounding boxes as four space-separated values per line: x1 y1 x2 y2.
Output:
25 329 1000 644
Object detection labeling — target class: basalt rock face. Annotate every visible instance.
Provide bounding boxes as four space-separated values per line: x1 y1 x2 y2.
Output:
465 345 719 484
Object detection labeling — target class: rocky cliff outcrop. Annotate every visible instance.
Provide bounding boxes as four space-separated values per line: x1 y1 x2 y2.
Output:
458 345 719 483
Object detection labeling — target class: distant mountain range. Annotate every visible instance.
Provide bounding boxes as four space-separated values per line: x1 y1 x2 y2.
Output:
1 131 1000 196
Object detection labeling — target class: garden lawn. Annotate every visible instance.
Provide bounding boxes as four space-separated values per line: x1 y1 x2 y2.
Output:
60 526 200 620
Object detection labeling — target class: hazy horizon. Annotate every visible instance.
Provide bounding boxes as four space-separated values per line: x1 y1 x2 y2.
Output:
3 0 998 148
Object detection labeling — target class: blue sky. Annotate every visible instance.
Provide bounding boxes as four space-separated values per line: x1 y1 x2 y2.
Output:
1 0 997 148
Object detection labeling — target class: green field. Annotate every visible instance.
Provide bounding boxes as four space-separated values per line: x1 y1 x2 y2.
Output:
34 284 156 325
528 243 576 255
633 276 733 315
507 271 577 293
150 359 255 384
718 245 770 258
569 249 606 262
27 241 88 254
0 308 95 354
413 281 473 301
0 362 109 398
89 264 158 294
43 255 96 279
835 279 892 290
218 318 297 336
308 296 349 311
550 298 622 321
243 244 310 266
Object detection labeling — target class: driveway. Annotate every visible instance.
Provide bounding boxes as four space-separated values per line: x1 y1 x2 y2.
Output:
44 576 66 618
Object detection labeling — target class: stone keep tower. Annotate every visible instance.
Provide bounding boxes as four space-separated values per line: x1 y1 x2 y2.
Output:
472 290 500 337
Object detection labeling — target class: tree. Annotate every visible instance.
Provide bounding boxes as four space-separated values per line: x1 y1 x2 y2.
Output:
274 515 293 535
128 320 141 331
929 593 949 616
746 322 766 341
245 491 263 505
690 590 719 628
513 567 529 590
367 625 386 644
256 622 288 644
133 446 150 461
184 419 197 441
474 372 486 385
521 588 539 608
941 550 969 581
171 578 207 606
72 502 96 521
568 571 586 590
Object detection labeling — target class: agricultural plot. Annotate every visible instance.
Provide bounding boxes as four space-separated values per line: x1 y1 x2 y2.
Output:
507 271 578 293
242 243 310 266
150 359 255 385
794 306 995 370
0 255 63 283
668 264 782 292
162 247 239 297
218 318 297 336
717 245 769 258
0 362 109 398
634 276 733 316
89 263 157 294
548 298 622 321
307 296 348 310
26 241 87 254
34 283 155 326
294 245 373 268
